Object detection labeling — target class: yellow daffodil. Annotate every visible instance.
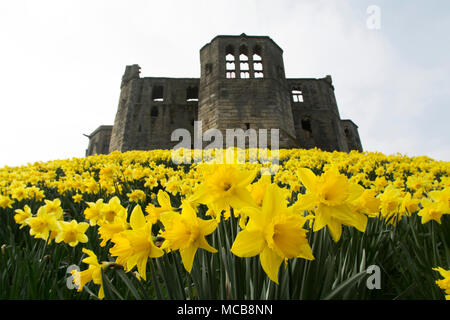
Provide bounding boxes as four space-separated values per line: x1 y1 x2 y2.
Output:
231 183 314 284
55 220 89 247
433 267 450 300
42 198 64 219
418 199 445 224
84 199 105 226
11 185 28 202
98 213 129 247
26 206 61 241
247 174 272 207
110 205 164 280
400 192 420 216
377 185 404 224
428 188 450 213
72 248 107 299
127 189 146 203
0 195 14 209
72 194 83 203
144 175 158 189
145 189 176 224
159 201 218 272
14 205 33 228
296 167 366 242
352 189 380 217
99 196 127 225
189 164 257 214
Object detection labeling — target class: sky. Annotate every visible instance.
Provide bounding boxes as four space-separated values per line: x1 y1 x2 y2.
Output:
0 0 449 167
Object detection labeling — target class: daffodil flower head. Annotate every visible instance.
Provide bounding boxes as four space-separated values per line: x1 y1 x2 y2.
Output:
26 206 61 241
73 248 106 299
109 204 164 280
55 219 89 247
160 201 218 273
84 199 105 226
296 167 366 242
14 205 33 229
99 196 127 225
418 199 445 224
231 183 314 284
189 164 257 214
145 189 176 224
433 267 450 300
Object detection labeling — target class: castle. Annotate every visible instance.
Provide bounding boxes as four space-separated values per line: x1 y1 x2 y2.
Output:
85 34 362 156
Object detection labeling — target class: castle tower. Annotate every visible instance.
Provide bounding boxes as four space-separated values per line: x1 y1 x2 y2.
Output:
198 34 297 148
109 65 199 152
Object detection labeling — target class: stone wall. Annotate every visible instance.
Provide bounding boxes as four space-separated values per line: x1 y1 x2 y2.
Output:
86 125 113 156
341 119 363 152
199 34 297 149
109 70 199 152
88 34 363 156
287 77 350 152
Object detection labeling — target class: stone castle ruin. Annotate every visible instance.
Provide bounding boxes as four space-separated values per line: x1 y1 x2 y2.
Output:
85 34 362 156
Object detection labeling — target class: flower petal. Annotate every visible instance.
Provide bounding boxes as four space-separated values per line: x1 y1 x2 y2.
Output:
260 247 283 284
130 205 146 230
297 168 317 192
180 245 198 273
231 229 265 257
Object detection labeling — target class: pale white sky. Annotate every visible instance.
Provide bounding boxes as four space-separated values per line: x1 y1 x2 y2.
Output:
0 0 449 167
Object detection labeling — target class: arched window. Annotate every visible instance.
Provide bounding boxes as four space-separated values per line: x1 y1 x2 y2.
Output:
253 45 264 78
239 45 250 79
225 45 236 79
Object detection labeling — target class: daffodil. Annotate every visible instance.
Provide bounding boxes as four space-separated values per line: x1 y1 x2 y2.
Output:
14 205 33 228
0 195 14 209
110 205 164 280
127 189 146 203
433 267 450 300
10 185 28 201
145 190 176 224
189 164 257 214
400 192 419 216
99 196 127 225
231 183 314 284
296 167 366 242
84 199 105 226
42 198 64 218
72 194 83 203
247 174 272 207
159 201 218 272
428 188 450 213
98 213 129 247
55 220 89 247
72 248 107 299
26 206 61 241
377 185 404 224
418 199 445 224
352 189 380 217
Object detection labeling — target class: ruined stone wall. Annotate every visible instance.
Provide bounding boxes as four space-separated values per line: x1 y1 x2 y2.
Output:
86 125 113 156
89 34 363 155
287 77 349 152
341 119 363 152
109 66 198 152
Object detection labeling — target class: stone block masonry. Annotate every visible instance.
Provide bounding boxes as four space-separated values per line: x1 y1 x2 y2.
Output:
86 34 362 155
